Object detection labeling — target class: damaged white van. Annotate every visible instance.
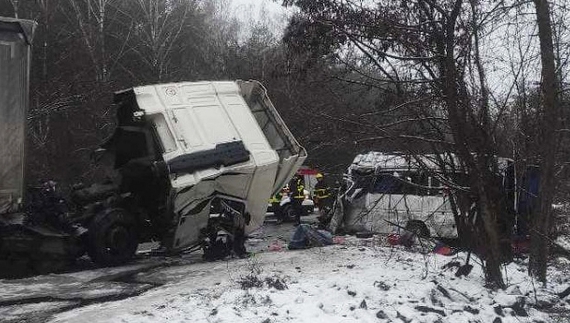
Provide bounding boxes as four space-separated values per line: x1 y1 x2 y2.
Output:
329 152 462 238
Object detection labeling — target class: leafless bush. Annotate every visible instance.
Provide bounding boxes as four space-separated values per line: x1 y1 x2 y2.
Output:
237 274 264 290
237 259 264 290
235 258 287 290
264 276 288 290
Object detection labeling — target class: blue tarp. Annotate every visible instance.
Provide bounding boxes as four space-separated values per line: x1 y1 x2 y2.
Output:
288 224 333 249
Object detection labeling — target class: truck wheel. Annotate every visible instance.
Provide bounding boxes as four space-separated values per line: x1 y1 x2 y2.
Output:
405 221 430 238
87 208 138 266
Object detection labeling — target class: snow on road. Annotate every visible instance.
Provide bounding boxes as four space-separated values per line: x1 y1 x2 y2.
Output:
46 239 569 323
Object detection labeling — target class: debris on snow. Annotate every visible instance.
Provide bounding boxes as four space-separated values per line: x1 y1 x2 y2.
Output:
0 230 568 323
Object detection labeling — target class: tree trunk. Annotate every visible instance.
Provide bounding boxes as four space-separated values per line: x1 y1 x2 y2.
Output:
529 0 559 283
10 0 18 18
441 0 505 288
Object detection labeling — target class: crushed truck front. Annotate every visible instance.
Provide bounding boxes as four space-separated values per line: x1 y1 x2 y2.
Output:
116 80 306 250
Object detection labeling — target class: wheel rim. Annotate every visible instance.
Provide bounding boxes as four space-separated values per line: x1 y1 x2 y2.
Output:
286 208 296 219
106 225 131 255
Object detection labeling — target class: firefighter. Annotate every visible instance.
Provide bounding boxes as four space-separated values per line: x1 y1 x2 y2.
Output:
288 174 305 225
314 173 332 211
270 188 286 224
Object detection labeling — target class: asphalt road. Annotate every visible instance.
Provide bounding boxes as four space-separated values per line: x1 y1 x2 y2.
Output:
0 212 321 323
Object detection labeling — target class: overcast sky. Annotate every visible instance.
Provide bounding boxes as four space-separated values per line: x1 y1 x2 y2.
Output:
230 0 292 35
231 0 285 13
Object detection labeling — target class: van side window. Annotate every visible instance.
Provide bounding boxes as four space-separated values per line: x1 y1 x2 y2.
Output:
429 176 441 195
371 174 402 194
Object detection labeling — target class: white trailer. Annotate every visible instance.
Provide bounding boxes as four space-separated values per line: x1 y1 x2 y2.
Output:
0 17 35 215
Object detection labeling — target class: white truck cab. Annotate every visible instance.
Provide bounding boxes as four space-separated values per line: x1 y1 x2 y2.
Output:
108 80 306 253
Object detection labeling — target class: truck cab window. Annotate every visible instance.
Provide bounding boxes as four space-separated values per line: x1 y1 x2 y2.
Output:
111 127 150 168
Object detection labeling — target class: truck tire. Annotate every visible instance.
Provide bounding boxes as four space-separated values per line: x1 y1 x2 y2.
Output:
87 208 138 266
405 221 430 238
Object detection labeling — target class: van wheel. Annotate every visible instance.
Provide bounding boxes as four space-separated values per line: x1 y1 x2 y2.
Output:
281 204 296 221
87 208 138 266
405 221 430 238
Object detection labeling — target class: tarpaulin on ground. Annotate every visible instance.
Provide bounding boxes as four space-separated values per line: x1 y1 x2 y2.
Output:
288 224 333 249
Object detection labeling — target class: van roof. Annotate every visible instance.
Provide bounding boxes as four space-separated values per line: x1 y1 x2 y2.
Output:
348 152 512 174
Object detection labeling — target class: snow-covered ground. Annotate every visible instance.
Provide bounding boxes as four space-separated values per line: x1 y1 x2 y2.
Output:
0 213 568 323
42 236 569 323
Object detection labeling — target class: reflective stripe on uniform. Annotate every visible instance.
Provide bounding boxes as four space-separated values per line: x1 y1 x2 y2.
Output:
314 188 330 198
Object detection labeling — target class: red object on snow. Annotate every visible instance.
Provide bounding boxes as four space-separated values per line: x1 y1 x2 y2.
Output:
332 236 346 244
511 236 530 254
433 243 454 256
387 232 414 247
387 233 400 246
268 240 283 251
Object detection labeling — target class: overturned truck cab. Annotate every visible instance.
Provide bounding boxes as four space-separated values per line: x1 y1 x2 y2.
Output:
0 17 305 274
0 42 306 273
6 80 305 271
98 80 306 258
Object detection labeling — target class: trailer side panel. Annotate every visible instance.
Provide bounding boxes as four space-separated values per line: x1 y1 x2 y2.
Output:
0 18 36 214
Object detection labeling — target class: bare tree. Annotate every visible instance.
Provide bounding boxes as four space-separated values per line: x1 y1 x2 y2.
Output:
9 0 18 17
118 0 198 82
66 0 115 83
529 0 560 283
282 0 542 287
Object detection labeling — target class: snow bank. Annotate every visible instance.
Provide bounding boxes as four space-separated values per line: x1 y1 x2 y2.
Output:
48 241 569 323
